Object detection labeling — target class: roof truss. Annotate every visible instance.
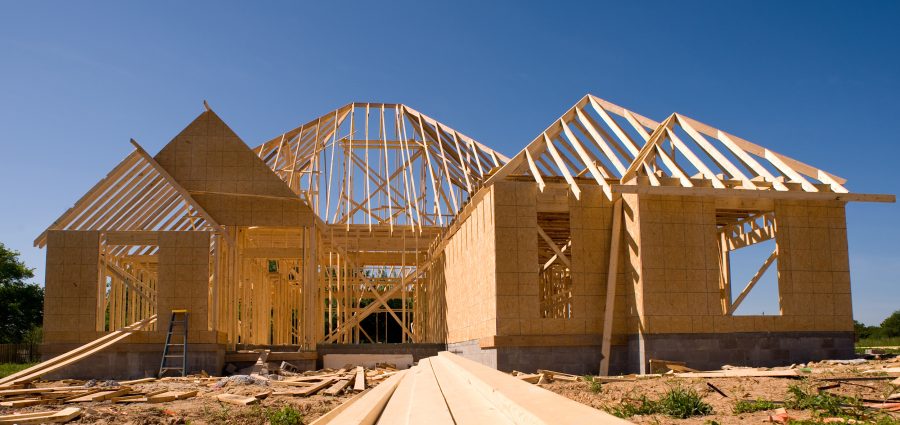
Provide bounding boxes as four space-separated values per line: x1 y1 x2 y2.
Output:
489 94 882 202
35 140 219 247
253 103 509 231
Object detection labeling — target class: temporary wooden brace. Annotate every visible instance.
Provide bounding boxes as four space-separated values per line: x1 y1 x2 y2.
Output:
0 316 156 387
727 249 778 315
599 198 623 376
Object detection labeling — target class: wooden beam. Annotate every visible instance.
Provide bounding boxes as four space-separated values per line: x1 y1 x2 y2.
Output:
599 198 623 376
727 249 778 315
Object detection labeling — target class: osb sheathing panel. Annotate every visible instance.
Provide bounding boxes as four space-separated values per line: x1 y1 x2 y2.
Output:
440 185 498 344
156 231 211 338
629 194 853 335
774 200 852 332
154 109 303 225
191 192 313 227
494 182 629 345
43 231 100 344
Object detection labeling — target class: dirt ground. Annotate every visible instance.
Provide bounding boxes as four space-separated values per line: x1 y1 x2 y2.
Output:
542 357 900 424
2 358 897 424
0 378 355 424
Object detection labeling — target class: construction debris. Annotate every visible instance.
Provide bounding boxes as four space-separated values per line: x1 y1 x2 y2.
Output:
0 316 157 388
216 393 259 406
0 407 82 424
649 359 698 373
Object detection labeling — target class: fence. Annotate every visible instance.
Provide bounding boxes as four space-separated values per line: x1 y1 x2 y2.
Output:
0 343 41 363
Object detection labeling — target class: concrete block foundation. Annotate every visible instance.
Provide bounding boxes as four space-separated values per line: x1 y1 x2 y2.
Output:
629 331 855 372
315 343 446 369
447 339 630 375
40 342 225 380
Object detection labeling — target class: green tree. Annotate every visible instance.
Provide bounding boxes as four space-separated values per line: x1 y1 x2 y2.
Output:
0 243 43 343
853 320 873 340
880 310 900 338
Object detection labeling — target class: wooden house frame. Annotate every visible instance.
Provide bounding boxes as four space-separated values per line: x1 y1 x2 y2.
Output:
36 96 893 378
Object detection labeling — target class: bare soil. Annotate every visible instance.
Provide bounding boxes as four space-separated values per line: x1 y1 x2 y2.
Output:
0 378 355 424
542 357 900 424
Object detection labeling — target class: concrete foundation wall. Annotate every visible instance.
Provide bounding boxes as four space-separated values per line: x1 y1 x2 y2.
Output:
447 339 497 369
316 343 446 369
447 338 630 375
628 331 854 371
41 342 225 380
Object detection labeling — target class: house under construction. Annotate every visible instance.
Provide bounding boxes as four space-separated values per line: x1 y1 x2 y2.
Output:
36 95 894 378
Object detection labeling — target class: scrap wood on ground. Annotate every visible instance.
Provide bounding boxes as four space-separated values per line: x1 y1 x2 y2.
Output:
0 363 397 424
532 356 900 424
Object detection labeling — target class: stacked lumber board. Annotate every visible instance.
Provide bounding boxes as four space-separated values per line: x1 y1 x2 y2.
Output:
0 315 157 388
268 365 393 397
0 407 83 424
312 351 632 424
0 383 196 408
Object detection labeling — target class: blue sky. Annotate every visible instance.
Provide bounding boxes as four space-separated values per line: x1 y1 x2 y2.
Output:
0 1 897 325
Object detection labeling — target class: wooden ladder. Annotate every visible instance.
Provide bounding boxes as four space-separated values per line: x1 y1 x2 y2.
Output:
158 310 189 377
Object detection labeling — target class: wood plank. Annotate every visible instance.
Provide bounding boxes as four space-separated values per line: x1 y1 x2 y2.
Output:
403 359 454 425
600 198 623 375
0 398 46 408
435 352 631 424
611 184 895 203
293 378 336 397
0 407 82 425
66 388 131 403
0 316 157 387
674 369 799 378
427 356 513 424
216 393 259 406
353 366 366 391
727 249 777 314
324 379 351 396
308 370 407 425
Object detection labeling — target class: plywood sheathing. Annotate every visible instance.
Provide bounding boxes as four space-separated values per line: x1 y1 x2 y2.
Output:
43 231 100 344
627 194 853 336
154 109 314 227
493 181 630 341
156 232 211 335
440 185 497 344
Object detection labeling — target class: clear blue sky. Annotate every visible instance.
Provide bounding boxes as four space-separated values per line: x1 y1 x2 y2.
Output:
1 1 897 325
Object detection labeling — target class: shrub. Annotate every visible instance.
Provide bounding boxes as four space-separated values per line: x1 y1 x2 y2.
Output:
268 406 303 425
608 386 712 419
582 375 602 394
733 398 777 414
784 383 860 418
656 387 713 419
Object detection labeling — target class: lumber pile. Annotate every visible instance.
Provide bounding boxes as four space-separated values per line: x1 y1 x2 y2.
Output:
0 383 196 408
0 407 83 424
0 316 157 388
268 365 393 397
311 351 631 424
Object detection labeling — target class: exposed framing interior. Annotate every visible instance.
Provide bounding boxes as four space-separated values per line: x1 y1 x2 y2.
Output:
36 95 894 377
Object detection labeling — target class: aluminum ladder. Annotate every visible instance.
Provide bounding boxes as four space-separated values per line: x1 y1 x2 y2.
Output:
158 310 189 377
